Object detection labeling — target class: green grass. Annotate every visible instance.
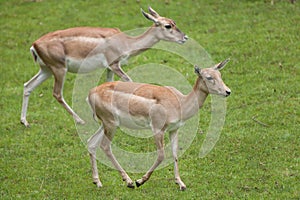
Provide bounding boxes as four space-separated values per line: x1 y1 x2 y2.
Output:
1 0 299 199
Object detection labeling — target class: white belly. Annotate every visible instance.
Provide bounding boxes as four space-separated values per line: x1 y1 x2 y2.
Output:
117 112 151 130
66 54 108 73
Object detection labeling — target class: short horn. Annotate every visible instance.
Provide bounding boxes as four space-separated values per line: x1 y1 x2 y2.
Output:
214 58 230 70
141 7 159 24
194 65 201 75
148 6 160 17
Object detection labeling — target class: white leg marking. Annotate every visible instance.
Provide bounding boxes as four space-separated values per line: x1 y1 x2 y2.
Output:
100 131 134 188
136 131 165 187
21 69 52 127
88 126 104 187
170 130 186 190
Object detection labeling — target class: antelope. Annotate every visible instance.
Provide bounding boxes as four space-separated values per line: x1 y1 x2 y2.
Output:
87 59 231 190
21 7 188 127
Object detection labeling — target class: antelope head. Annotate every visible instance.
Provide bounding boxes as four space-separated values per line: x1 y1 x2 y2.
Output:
141 6 188 44
195 58 231 97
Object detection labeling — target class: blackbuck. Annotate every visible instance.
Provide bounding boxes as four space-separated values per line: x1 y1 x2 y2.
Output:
87 59 231 190
21 7 188 127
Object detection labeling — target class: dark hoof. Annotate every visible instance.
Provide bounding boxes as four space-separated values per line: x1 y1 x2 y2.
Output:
21 121 30 128
127 184 135 189
93 181 102 188
180 186 186 191
135 181 142 187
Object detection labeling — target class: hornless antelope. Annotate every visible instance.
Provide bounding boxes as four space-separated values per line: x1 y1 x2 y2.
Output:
87 59 231 190
21 7 188 127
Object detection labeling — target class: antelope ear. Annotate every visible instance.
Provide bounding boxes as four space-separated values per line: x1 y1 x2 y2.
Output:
141 8 159 24
214 58 230 71
148 6 160 18
194 65 202 76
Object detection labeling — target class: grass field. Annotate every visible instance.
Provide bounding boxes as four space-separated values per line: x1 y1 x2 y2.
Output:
0 0 299 199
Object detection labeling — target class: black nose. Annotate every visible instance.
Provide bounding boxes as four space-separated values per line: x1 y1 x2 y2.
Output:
226 91 231 96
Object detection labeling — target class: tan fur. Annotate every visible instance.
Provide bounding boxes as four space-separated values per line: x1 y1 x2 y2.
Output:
20 7 187 127
87 59 231 190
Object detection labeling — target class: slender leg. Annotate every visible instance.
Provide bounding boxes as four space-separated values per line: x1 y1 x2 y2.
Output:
100 127 134 188
169 130 186 190
109 62 132 82
135 104 167 187
51 66 85 124
136 131 165 187
87 126 104 187
21 68 52 127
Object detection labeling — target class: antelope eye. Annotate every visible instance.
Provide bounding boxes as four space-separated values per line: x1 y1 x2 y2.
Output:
206 76 213 81
164 24 172 29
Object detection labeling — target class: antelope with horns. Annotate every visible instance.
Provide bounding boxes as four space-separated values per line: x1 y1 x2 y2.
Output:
87 59 231 190
21 7 188 127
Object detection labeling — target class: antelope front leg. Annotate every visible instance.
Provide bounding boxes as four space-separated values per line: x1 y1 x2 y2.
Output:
109 62 132 82
136 131 165 187
169 130 186 190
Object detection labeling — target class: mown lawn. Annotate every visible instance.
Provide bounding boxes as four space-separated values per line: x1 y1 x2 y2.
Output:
0 0 299 199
